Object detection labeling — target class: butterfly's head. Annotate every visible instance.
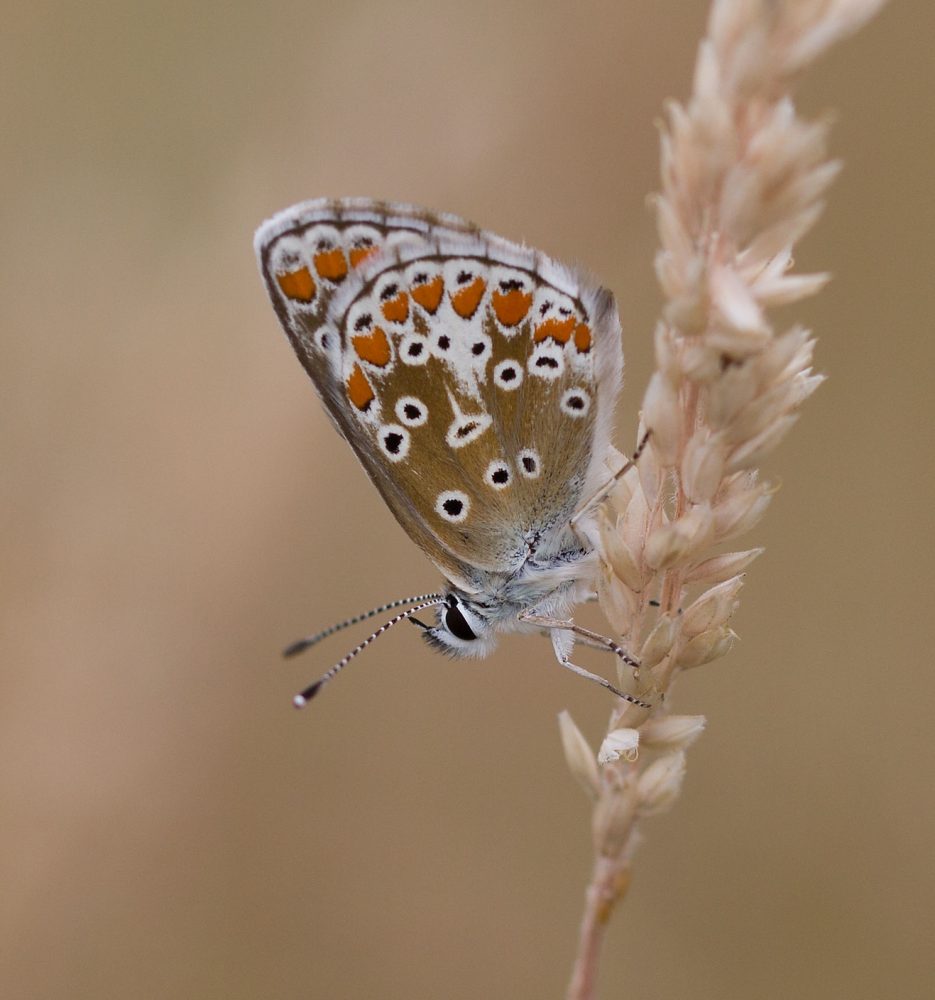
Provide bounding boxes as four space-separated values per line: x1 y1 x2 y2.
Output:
421 591 498 659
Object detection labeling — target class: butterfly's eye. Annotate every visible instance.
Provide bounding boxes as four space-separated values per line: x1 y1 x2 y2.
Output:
445 602 477 641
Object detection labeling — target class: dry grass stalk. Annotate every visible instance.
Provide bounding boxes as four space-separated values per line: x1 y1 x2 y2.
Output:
562 2 887 997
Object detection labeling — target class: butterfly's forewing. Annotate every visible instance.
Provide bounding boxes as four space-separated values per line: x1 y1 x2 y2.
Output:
254 199 435 415
255 199 622 593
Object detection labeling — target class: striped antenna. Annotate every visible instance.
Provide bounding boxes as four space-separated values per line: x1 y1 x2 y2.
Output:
282 592 444 658
293 597 445 708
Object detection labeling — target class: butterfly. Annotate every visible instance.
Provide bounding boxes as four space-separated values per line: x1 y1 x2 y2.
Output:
254 198 649 708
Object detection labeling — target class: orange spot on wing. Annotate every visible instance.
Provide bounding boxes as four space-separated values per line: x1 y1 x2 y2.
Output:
349 245 378 268
352 326 391 367
381 291 409 324
411 275 444 314
451 277 486 319
314 248 348 282
491 289 532 327
347 364 375 410
534 316 575 343
276 267 316 303
574 322 592 352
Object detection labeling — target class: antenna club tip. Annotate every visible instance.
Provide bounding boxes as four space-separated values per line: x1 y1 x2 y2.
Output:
294 680 324 707
283 640 309 658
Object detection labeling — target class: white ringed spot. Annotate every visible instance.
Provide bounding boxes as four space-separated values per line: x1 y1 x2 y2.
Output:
517 448 541 479
395 396 428 427
303 223 340 253
436 490 470 523
493 359 524 390
529 342 565 380
468 332 492 363
560 387 591 418
378 424 410 462
429 328 454 358
269 237 305 272
347 302 375 335
399 334 430 365
446 412 492 449
314 327 333 353
485 460 512 490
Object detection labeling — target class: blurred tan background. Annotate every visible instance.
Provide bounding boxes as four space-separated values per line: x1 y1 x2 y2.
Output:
2 2 932 998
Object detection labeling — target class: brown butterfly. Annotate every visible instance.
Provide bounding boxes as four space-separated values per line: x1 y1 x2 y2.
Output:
255 198 648 708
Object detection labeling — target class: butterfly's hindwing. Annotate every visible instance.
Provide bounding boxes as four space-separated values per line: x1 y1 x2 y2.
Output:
256 199 622 593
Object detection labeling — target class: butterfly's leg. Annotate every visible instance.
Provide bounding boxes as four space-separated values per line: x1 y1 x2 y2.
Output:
521 611 641 673
563 630 617 652
568 430 652 546
520 612 651 709
549 629 650 708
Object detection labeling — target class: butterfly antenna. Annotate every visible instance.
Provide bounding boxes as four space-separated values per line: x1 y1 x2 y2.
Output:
293 597 445 708
282 592 444 658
